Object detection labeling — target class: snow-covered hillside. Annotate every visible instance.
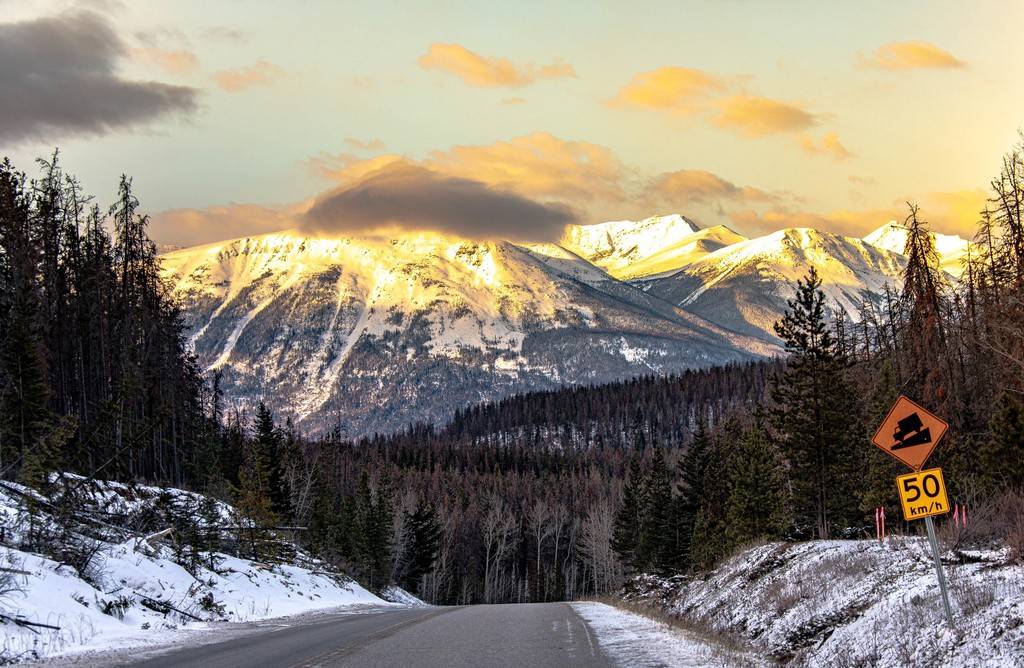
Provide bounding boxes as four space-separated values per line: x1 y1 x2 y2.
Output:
0 478 385 662
863 221 971 277
622 539 1024 667
561 214 708 279
644 228 907 341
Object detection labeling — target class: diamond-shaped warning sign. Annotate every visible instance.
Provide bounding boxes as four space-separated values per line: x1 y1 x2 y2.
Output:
871 396 948 471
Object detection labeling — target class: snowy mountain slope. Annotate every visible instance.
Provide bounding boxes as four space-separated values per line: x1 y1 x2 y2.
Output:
161 229 772 436
644 228 907 342
561 214 708 279
863 222 971 277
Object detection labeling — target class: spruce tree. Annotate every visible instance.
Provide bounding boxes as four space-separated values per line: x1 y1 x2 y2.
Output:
640 447 674 574
611 456 646 572
724 422 790 548
771 267 862 539
675 420 711 569
401 500 443 592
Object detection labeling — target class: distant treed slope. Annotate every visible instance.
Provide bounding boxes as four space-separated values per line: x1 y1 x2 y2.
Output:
161 230 772 437
377 359 780 451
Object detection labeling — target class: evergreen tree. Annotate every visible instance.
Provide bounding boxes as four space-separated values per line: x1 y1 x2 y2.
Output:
639 447 674 574
675 420 711 569
611 456 646 572
771 267 863 539
979 392 1024 492
254 402 291 518
724 422 790 548
233 439 277 560
401 500 443 592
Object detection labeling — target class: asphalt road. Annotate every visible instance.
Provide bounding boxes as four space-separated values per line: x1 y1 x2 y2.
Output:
123 603 612 668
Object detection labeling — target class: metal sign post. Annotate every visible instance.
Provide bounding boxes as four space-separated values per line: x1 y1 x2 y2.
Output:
872 398 957 631
924 515 955 628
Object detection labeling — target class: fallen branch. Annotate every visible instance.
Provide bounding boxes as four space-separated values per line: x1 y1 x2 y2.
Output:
137 595 204 622
0 613 61 633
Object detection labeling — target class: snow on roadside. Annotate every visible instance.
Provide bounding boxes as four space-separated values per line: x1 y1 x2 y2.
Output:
572 601 760 667
379 585 427 606
623 539 1024 667
0 479 390 663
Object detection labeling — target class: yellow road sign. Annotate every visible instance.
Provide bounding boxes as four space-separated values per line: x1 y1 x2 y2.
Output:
895 467 950 521
872 396 948 471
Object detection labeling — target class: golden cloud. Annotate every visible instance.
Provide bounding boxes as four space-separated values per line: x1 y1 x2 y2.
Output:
344 137 386 151
729 189 986 239
214 60 285 92
652 169 776 204
150 202 305 247
131 47 199 76
607 66 726 113
862 41 965 70
417 43 575 88
713 95 818 137
800 132 852 159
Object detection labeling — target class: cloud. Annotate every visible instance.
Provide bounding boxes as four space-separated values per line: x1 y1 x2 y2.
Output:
861 41 965 70
607 66 726 114
652 169 776 205
131 47 200 76
849 175 877 186
800 132 852 159
302 161 577 242
417 43 575 88
214 60 284 92
426 132 627 205
201 26 246 43
0 11 197 144
728 188 986 239
149 202 302 247
344 137 385 151
713 95 819 137
502 97 527 106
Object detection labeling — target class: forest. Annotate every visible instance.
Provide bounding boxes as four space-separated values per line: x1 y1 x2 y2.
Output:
0 135 1022 606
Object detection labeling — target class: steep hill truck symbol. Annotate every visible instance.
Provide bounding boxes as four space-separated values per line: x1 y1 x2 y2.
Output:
891 412 931 450
871 396 948 471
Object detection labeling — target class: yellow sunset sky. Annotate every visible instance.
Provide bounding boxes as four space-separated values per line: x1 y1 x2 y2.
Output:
3 0 1022 246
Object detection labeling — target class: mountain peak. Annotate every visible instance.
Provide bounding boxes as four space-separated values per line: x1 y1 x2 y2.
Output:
862 221 970 276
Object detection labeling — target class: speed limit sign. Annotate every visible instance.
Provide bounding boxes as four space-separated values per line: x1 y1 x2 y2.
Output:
895 467 950 521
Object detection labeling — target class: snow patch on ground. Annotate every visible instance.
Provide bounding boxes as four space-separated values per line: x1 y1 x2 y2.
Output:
572 601 758 667
624 539 1024 667
378 586 427 607
0 479 388 663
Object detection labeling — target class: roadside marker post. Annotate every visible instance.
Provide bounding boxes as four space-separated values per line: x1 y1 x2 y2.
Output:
871 396 956 630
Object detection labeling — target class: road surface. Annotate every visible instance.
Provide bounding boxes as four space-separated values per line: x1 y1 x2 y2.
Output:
122 603 611 668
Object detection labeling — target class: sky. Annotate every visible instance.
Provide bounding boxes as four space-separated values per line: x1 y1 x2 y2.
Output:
2 0 1022 247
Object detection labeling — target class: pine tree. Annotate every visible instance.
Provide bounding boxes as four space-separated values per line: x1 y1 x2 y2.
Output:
979 392 1024 492
254 402 291 518
771 267 863 539
233 439 277 561
639 447 674 574
401 500 443 592
611 456 646 573
675 420 710 569
724 422 790 548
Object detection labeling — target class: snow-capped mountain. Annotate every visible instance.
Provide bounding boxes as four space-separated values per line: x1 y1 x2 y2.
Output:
562 215 704 279
161 229 772 436
643 228 907 341
862 222 970 277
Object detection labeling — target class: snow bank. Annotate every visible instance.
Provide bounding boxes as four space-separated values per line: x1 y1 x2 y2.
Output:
0 479 387 662
623 539 1024 666
572 601 757 667
378 586 427 607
